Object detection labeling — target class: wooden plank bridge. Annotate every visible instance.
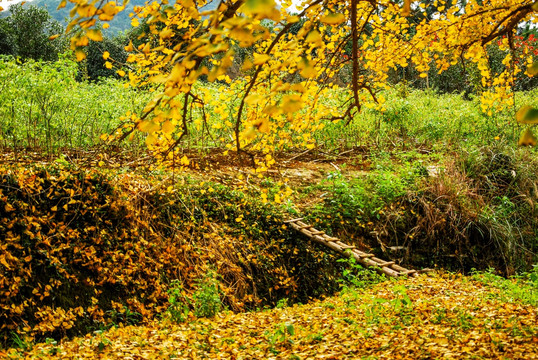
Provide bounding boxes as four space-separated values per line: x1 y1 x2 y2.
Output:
285 218 422 277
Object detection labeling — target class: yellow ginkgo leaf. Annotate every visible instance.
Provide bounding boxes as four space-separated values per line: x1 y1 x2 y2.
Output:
253 53 271 65
75 49 87 61
257 118 270 133
86 29 103 42
281 94 303 113
142 43 151 54
160 27 174 39
179 0 195 8
162 121 175 134
527 62 538 76
290 83 306 93
298 58 317 79
242 126 257 140
243 0 280 21
71 35 89 47
230 28 256 47
516 105 538 124
305 30 323 47
288 15 300 23
263 105 279 115
320 13 346 26
145 134 157 146
242 58 253 71
518 128 537 146
245 93 264 105
125 41 134 52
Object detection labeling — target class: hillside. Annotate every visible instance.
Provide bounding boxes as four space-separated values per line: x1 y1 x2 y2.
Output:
1 0 219 35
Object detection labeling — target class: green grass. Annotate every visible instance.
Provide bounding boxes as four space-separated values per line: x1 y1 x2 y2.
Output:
3 53 537 157
0 54 149 153
313 87 538 151
471 266 538 307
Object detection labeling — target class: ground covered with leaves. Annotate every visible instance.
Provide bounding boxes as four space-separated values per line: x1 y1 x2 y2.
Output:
2 146 538 348
5 273 537 359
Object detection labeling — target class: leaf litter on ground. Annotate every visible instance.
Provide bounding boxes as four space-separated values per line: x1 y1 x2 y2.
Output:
6 273 537 359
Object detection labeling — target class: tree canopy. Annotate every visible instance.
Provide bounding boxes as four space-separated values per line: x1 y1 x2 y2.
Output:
0 3 67 61
2 0 537 162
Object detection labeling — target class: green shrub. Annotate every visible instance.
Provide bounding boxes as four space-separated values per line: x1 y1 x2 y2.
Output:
167 280 190 323
193 269 224 318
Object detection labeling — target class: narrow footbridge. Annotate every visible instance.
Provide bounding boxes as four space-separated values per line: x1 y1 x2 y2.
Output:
285 218 423 277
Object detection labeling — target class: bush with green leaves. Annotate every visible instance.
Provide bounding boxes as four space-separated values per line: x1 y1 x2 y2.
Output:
337 255 385 291
167 280 190 323
193 269 224 318
166 269 225 323
82 35 129 81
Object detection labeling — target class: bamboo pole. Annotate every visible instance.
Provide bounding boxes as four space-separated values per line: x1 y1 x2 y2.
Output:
285 218 421 278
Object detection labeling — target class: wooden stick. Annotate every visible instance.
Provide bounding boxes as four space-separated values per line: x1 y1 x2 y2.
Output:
284 217 304 223
285 218 424 278
376 261 395 267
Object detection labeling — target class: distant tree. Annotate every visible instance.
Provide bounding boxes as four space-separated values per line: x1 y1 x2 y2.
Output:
0 18 12 56
83 34 128 81
0 4 67 61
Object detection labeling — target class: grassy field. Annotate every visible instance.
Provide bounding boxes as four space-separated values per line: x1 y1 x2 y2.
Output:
0 55 149 153
3 56 537 154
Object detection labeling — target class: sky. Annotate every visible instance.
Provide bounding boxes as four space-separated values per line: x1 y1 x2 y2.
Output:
1 0 27 6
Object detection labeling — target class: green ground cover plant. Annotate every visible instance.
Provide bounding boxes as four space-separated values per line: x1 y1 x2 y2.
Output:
471 266 538 307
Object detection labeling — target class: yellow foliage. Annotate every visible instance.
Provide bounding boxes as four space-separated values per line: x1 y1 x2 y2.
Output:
75 49 86 61
86 29 103 41
57 0 537 167
242 0 280 21
518 127 537 146
281 94 303 113
17 274 538 359
320 12 346 25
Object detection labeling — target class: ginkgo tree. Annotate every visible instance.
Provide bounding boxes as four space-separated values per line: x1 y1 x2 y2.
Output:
3 0 537 163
